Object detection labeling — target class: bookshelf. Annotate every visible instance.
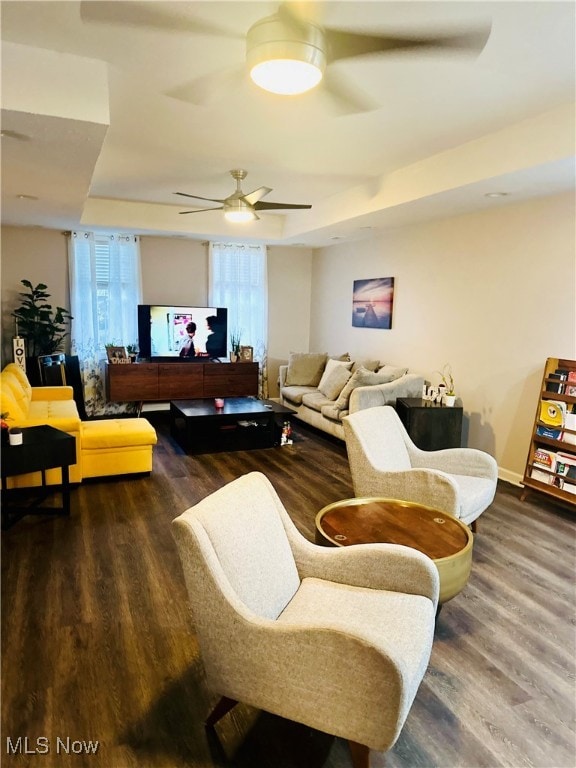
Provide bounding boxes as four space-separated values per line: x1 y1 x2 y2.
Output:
521 357 576 507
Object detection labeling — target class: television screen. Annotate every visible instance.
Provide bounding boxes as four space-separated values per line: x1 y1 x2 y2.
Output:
138 305 228 361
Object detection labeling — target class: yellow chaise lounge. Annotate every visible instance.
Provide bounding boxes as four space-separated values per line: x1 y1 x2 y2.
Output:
1 363 157 487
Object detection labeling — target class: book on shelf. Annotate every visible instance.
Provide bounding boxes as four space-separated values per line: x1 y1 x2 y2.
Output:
536 399 566 439
532 448 556 472
565 371 576 397
555 452 576 478
546 372 565 393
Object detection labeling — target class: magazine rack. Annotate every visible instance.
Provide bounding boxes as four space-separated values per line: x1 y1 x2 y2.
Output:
521 357 576 506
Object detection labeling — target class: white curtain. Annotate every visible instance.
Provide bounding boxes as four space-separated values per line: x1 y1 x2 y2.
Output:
68 232 142 416
209 242 269 397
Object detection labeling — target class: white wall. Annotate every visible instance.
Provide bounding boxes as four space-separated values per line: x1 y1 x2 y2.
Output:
309 193 576 481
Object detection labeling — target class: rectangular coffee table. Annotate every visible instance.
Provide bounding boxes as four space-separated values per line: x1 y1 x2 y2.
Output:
170 397 295 453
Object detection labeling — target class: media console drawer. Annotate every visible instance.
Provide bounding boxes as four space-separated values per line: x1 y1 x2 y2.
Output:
106 361 258 402
158 364 203 399
106 363 158 401
203 362 258 397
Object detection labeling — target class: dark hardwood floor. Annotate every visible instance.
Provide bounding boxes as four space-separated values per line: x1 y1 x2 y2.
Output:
2 413 575 768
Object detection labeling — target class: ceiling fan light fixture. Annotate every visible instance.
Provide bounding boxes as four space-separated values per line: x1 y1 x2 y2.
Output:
250 58 323 95
247 14 326 96
224 198 256 223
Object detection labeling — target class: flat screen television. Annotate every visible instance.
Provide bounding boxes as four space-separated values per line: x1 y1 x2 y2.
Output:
138 305 228 361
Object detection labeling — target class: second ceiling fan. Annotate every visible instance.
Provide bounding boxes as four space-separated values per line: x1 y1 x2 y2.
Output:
175 169 312 222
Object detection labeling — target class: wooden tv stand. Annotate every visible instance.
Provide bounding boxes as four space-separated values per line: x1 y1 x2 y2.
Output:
106 361 259 402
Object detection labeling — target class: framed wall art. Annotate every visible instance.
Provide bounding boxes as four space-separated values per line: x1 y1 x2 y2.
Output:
352 277 395 329
239 345 254 362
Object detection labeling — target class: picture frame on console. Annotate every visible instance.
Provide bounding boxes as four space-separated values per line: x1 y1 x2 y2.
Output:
239 346 253 362
106 346 129 364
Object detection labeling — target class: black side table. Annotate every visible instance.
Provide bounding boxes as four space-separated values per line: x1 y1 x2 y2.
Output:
396 398 463 451
1 425 77 530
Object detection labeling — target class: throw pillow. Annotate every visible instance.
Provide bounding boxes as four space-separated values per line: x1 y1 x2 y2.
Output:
334 367 369 410
318 365 353 401
285 352 328 387
351 358 380 373
318 357 353 391
377 365 409 380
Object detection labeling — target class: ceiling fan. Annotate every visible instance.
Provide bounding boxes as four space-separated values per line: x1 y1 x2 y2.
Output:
175 169 312 222
81 2 492 113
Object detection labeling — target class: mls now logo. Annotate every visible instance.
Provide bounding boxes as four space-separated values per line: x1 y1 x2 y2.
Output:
6 736 99 755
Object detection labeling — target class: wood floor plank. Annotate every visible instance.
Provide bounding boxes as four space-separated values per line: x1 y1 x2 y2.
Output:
2 413 575 767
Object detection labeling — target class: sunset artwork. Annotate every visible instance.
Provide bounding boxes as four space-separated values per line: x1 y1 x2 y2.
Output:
352 278 395 329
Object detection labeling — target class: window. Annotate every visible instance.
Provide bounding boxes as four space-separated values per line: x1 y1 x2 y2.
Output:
209 242 268 396
68 231 142 414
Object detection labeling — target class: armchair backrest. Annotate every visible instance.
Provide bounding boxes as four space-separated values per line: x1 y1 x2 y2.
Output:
173 472 301 622
343 406 412 472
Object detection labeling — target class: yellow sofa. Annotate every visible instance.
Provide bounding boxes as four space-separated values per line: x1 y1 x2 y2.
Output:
1 363 157 487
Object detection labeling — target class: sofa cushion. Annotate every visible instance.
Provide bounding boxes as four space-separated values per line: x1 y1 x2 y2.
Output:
1 371 29 415
4 364 32 403
27 400 81 432
0 384 27 424
321 403 348 422
319 364 353 400
281 385 318 406
285 352 328 387
81 418 157 449
301 391 336 413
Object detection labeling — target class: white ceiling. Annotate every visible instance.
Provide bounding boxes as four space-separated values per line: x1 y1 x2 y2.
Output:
1 1 574 247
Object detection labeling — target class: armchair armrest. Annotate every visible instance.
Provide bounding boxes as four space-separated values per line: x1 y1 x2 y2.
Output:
278 364 288 388
346 465 460 517
288 537 439 604
31 385 74 401
409 446 498 480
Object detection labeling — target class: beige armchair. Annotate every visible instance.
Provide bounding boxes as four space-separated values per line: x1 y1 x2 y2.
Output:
343 406 498 530
172 471 438 768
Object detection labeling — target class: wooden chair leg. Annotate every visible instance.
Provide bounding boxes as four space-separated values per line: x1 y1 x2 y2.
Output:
205 696 238 728
348 740 371 768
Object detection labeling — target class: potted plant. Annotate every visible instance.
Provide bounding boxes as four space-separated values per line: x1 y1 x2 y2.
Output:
437 364 457 406
126 344 138 363
11 280 73 358
230 331 242 362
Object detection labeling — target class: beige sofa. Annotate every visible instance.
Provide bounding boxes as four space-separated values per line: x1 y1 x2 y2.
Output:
279 353 424 440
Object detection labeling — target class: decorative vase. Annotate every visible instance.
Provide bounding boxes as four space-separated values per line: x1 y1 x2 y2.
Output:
444 394 456 407
230 352 239 363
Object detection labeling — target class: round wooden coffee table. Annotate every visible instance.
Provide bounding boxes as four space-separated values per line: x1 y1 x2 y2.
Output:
315 497 473 604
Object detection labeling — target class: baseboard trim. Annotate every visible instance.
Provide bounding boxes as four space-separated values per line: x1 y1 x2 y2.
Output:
498 468 523 487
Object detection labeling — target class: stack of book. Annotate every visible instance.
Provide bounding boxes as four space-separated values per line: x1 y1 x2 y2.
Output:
546 368 576 396
531 447 576 493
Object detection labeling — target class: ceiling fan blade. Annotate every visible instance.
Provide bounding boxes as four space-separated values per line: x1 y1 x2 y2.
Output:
325 25 492 64
174 192 226 204
165 66 245 106
243 186 273 205
179 207 224 215
80 1 241 39
253 201 312 211
321 68 380 115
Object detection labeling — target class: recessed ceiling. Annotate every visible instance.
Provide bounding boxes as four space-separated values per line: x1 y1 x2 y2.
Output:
1 1 574 247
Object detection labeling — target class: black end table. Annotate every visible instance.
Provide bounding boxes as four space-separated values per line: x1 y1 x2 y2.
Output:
1 425 77 529
396 397 463 451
